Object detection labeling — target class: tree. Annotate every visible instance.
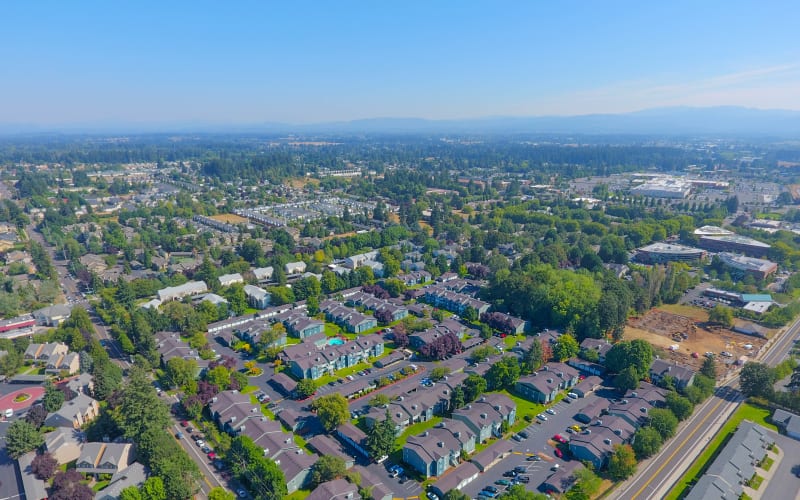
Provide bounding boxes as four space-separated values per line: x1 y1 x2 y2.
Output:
740 362 775 399
367 411 396 460
310 455 346 487
613 365 640 392
700 356 717 379
429 366 451 381
208 487 236 500
226 435 286 500
368 393 391 407
449 386 465 412
497 484 548 499
165 357 197 390
568 467 603 499
51 469 94 500
632 426 663 459
141 476 167 500
608 444 637 480
25 404 48 429
295 378 317 399
119 486 144 500
313 394 350 432
552 333 580 361
648 408 679 439
464 374 487 402
665 392 694 421
486 356 521 390
444 490 471 500
523 339 545 374
608 339 653 375
31 452 58 480
6 420 43 458
43 380 65 412
115 365 170 439
708 304 734 328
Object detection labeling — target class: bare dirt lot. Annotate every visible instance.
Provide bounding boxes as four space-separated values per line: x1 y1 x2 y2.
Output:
209 213 249 224
625 307 770 372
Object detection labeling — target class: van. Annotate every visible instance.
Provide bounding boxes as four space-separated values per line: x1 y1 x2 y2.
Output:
4 408 12 418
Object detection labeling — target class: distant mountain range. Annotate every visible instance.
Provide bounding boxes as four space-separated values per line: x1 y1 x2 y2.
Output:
2 106 800 136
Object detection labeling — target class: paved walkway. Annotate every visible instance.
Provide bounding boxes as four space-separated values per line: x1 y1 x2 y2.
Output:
0 386 45 418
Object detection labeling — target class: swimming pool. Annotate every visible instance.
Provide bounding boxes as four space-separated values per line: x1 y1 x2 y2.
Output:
328 337 345 346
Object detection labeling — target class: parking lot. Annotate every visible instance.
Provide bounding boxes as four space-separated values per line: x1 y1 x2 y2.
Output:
459 391 605 498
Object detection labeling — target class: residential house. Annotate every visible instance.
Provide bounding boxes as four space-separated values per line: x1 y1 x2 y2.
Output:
321 301 378 334
353 466 393 500
94 462 148 500
541 461 584 495
66 373 94 397
253 266 274 283
469 440 513 472
575 399 610 424
423 286 490 316
45 352 80 375
451 393 516 443
607 383 668 428
244 284 270 309
285 261 307 275
307 479 360 500
684 422 773 500
772 409 800 440
336 423 369 458
44 427 84 464
649 359 696 390
274 448 317 494
75 442 134 477
568 415 635 469
429 462 481 499
403 420 476 478
219 273 244 287
269 372 298 397
515 362 579 403
307 435 355 469
44 393 100 428
284 333 384 380
33 304 73 326
24 342 68 364
157 281 208 301
579 338 613 363
19 451 49 500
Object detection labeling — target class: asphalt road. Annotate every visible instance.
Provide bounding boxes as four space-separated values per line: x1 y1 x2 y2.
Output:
612 314 800 500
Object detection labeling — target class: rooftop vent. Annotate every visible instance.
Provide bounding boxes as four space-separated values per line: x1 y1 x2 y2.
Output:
438 441 444 448
604 438 612 445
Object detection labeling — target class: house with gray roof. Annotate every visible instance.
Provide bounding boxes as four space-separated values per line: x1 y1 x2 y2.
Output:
352 466 392 500
76 442 134 476
452 393 516 443
19 451 49 500
244 284 270 309
403 422 474 478
684 421 772 500
253 266 274 282
33 304 74 326
307 435 355 469
649 359 696 390
307 478 360 500
218 273 244 287
157 280 208 301
772 409 800 440
44 427 84 464
274 448 317 494
45 393 100 429
94 462 147 500
429 462 481 498
337 422 369 458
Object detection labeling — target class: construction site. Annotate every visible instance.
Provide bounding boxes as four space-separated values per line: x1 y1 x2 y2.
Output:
624 306 772 372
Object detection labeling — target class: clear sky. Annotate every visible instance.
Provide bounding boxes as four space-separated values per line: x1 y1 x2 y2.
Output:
2 1 799 125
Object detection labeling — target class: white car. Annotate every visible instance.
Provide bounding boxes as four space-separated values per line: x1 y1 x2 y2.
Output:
196 439 205 447
536 413 548 421
546 408 557 415
743 344 753 350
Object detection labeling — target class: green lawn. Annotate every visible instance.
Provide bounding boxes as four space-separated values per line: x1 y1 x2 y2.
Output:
500 389 546 426
504 334 525 349
666 403 777 500
92 480 110 492
284 490 312 500
749 474 764 490
761 456 775 471
240 385 259 394
395 416 443 450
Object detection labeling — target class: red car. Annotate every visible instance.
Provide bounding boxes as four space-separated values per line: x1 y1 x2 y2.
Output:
555 448 563 458
208 452 217 460
553 434 568 444
180 420 188 427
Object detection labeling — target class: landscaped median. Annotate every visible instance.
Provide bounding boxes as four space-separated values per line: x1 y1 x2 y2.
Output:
665 402 778 500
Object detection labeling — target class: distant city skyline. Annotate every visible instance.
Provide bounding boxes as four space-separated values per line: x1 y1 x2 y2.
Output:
2 1 799 126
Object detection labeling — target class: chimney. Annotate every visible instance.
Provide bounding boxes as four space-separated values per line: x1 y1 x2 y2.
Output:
438 441 444 448
480 413 488 419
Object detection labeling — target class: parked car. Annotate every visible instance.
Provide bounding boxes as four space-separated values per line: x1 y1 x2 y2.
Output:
516 475 531 484
479 491 496 498
567 392 578 399
513 466 527 473
526 454 541 461
536 413 548 421
551 464 560 471
553 434 568 444
196 439 205 447
483 486 498 494
502 470 517 478
546 408 557 415
555 448 564 458
519 430 529 439
180 420 189 427
208 451 217 460
175 431 183 439
511 434 522 442
495 479 512 486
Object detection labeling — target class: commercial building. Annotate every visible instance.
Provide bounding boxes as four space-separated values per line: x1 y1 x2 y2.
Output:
717 252 778 280
631 177 691 198
157 280 208 301
635 242 707 264
698 234 771 258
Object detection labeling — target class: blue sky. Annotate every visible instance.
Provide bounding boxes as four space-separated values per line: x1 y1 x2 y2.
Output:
2 1 799 125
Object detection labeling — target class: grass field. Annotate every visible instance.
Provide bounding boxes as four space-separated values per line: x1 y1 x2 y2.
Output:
666 403 777 500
